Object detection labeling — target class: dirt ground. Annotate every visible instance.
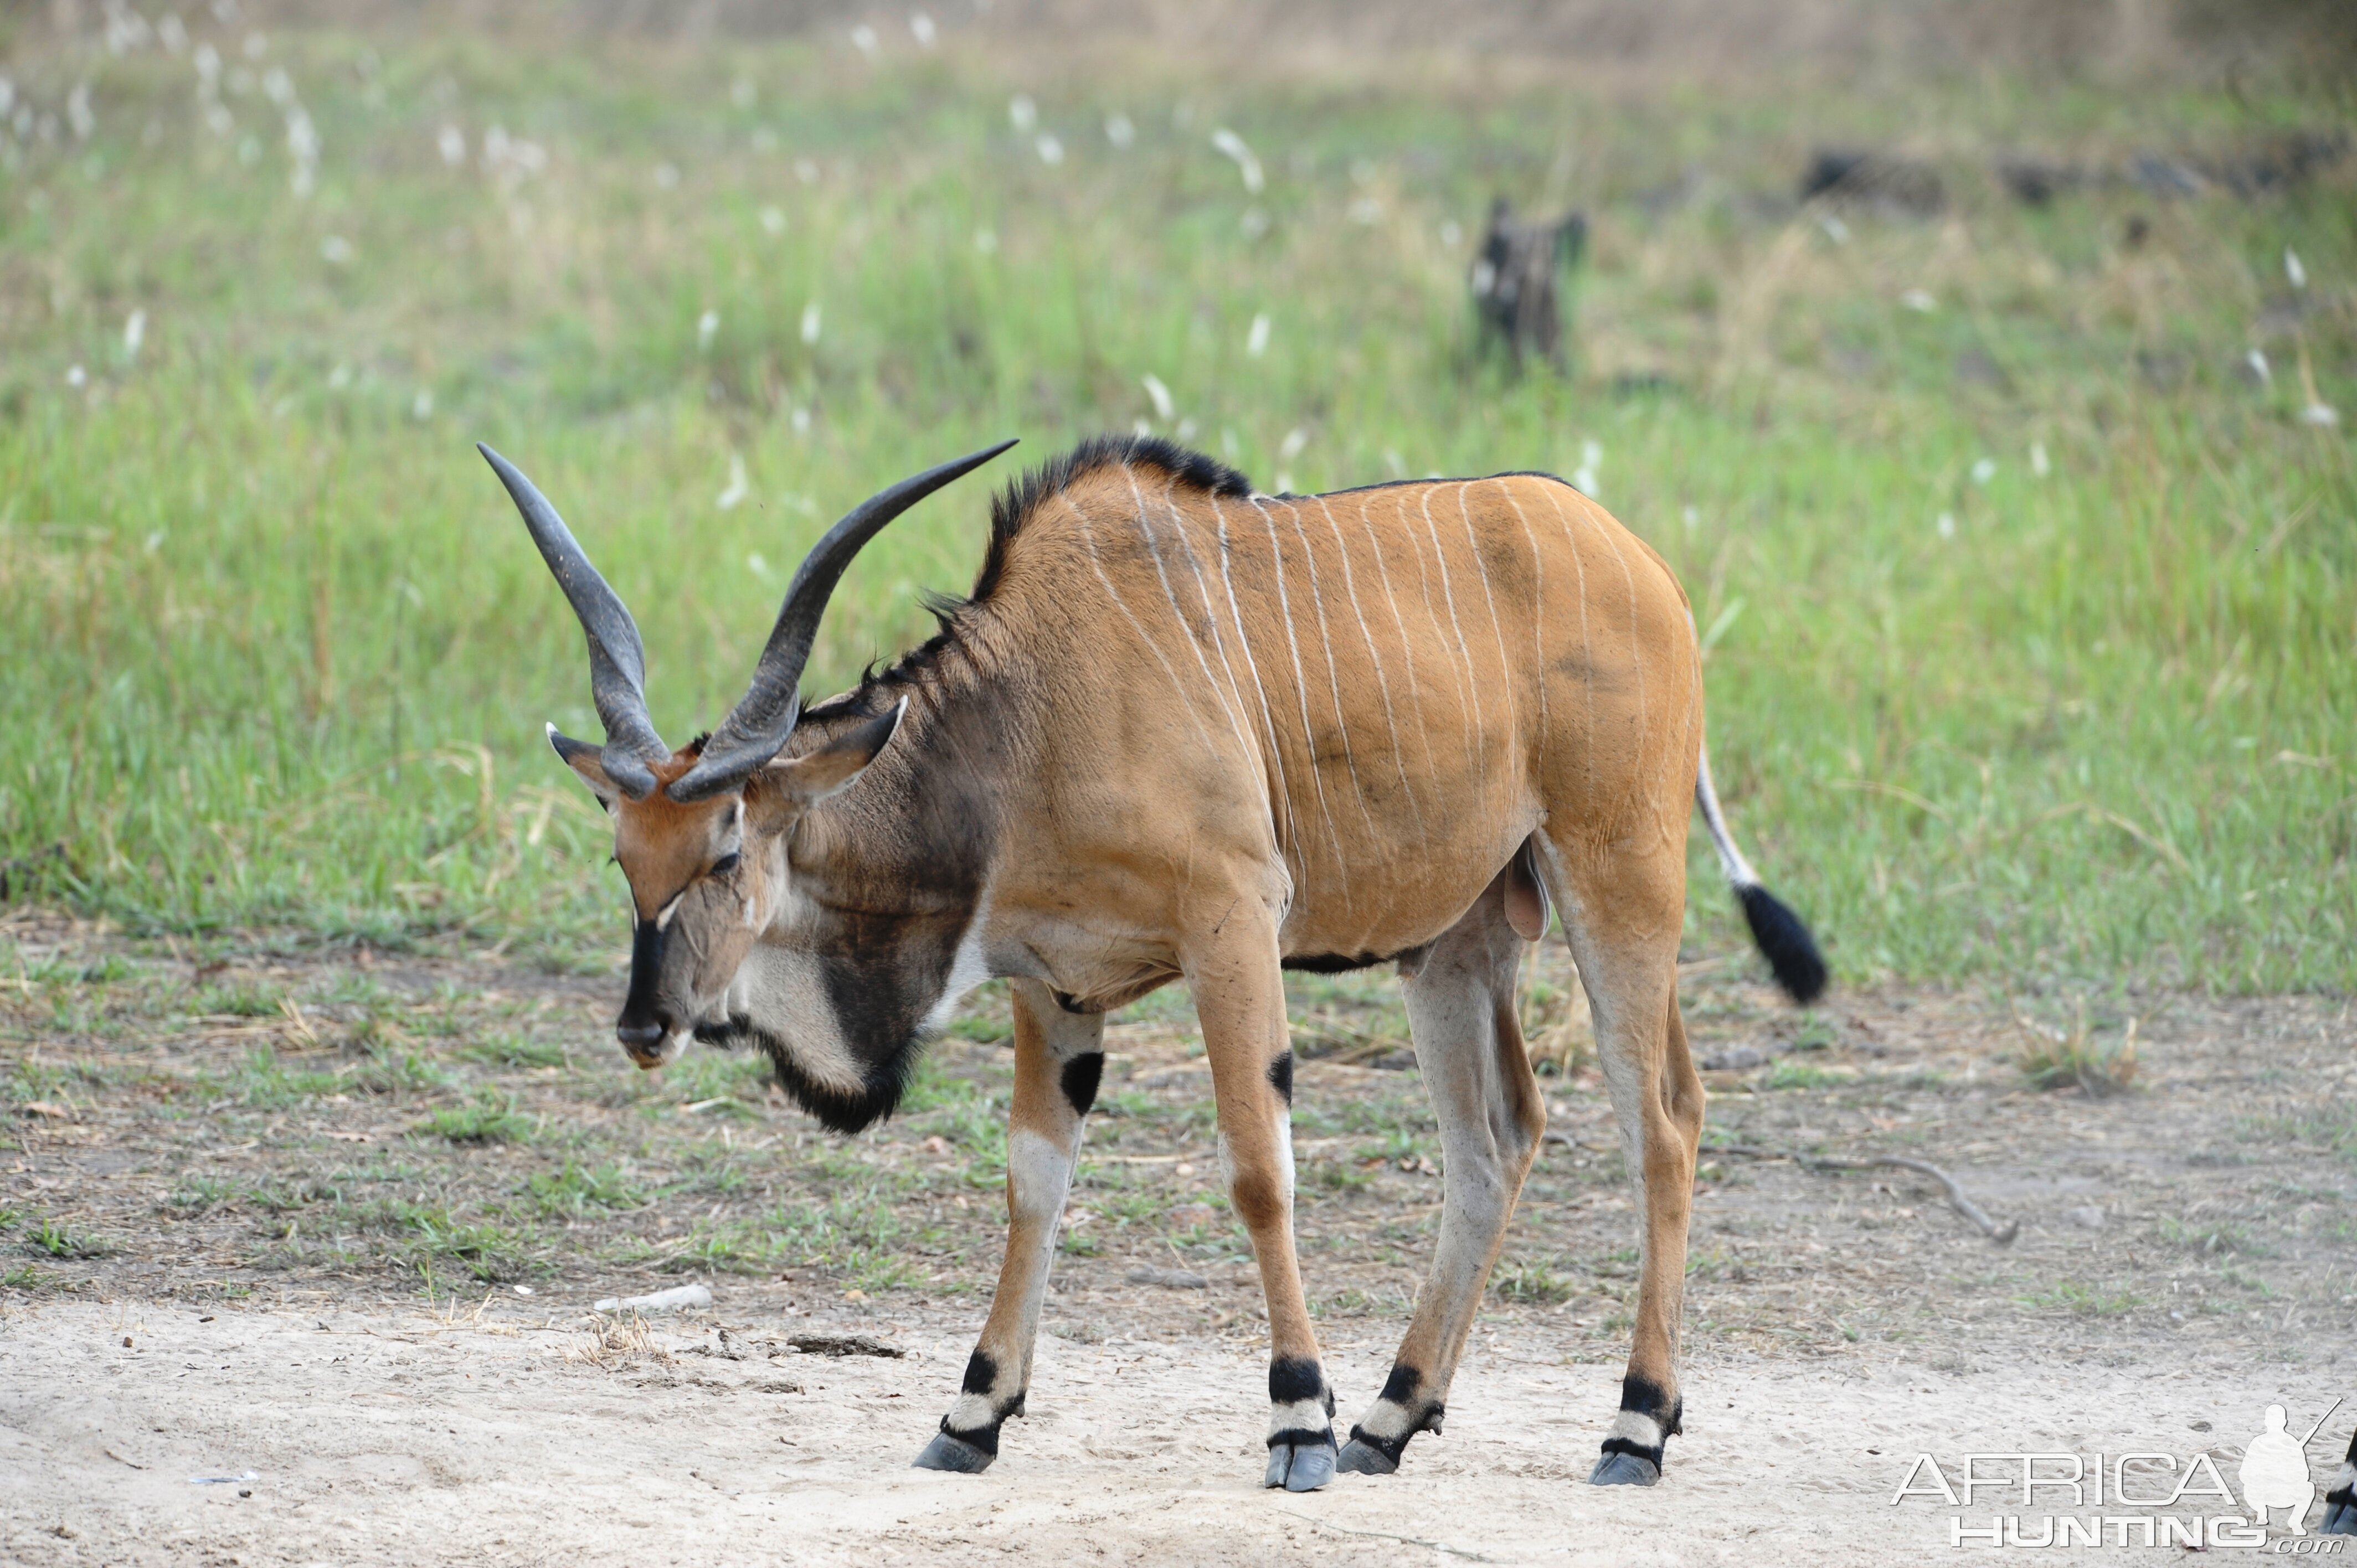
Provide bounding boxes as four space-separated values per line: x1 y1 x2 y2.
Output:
4 911 2355 1562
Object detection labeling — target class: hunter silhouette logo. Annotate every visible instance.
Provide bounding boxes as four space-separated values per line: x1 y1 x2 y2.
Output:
1891 1394 2357 1546
2242 1400 2343 1536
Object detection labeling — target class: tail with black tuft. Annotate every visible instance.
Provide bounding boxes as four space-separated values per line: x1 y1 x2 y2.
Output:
1736 883 1827 1004
1696 745 1828 1005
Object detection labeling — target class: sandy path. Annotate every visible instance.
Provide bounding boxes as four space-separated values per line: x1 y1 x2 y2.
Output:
6 1297 2329 1566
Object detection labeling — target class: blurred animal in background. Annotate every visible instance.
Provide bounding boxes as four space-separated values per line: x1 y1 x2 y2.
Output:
1799 148 1947 218
1470 198 1587 370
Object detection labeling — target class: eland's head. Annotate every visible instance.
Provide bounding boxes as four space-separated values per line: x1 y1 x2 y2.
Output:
481 439 1014 1084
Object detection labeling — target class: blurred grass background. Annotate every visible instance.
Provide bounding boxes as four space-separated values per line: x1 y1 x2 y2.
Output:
0 2 2350 991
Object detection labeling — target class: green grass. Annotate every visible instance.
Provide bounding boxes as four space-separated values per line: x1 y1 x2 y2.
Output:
0 25 2350 990
417 1091 537 1144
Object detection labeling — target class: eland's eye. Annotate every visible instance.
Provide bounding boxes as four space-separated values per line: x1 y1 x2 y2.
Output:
710 852 740 878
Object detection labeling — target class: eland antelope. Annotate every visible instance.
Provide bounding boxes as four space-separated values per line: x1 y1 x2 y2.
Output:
485 431 1825 1493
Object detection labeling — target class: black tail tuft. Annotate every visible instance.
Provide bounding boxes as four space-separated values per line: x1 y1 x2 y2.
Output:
1737 884 1828 1005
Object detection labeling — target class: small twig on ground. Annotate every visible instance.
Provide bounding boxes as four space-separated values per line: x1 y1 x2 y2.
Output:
1710 1144 2020 1244
1279 1510 1497 1562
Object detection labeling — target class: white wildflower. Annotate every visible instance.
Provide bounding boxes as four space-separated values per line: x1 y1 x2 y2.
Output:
697 309 719 351
1246 313 1270 358
1141 374 1174 421
1901 289 1937 313
123 309 145 358
1007 95 1036 133
716 454 749 510
730 76 755 109
2301 403 2340 427
1439 218 1463 248
2245 348 2272 387
800 302 821 344
850 24 879 55
437 123 466 166
1279 427 1308 461
66 364 86 388
909 12 936 47
1970 457 1996 486
411 389 434 420
1936 512 1955 538
972 227 997 254
2030 441 2051 478
1104 112 1134 149
1210 127 1263 194
2284 248 2306 290
759 205 786 236
1035 133 1063 166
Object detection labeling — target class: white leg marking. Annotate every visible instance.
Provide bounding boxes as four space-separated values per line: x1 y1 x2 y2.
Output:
1608 1410 1664 1448
1270 1397 1330 1438
946 1391 999 1430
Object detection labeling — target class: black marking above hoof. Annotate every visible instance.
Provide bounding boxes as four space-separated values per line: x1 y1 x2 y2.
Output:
1264 1433 1339 1492
2323 1499 2357 1536
913 1430 996 1473
1589 1450 1661 1487
1335 1437 1398 1476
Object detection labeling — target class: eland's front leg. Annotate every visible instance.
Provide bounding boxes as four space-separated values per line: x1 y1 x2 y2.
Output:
1188 908 1337 1492
914 979 1104 1473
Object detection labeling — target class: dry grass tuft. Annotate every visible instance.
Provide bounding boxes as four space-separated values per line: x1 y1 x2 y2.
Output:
565 1312 673 1372
2014 1006 2139 1098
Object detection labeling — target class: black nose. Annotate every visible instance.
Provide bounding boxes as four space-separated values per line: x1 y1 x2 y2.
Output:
617 1021 667 1052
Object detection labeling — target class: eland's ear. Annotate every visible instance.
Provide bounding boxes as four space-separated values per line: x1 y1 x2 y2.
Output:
548 724 621 811
755 699 906 821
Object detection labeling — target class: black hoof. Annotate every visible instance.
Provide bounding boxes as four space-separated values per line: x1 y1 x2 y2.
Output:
913 1430 995 1473
1264 1435 1339 1492
1335 1438 1398 1476
1589 1451 1661 1487
2323 1501 2357 1537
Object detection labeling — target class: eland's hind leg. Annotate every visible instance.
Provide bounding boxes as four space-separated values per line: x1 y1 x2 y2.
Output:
1336 864 1547 1476
1533 834 1701 1486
